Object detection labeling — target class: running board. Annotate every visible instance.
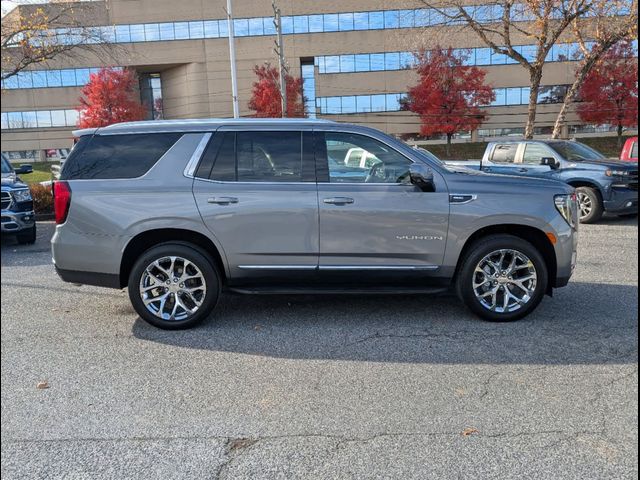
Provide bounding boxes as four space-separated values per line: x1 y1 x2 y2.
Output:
225 286 451 295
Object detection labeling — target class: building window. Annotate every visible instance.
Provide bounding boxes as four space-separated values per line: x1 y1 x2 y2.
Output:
1 109 78 129
301 61 316 118
139 73 164 120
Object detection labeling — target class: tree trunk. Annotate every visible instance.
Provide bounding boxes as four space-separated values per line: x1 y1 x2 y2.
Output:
446 133 453 157
552 52 602 139
618 123 624 148
524 68 543 139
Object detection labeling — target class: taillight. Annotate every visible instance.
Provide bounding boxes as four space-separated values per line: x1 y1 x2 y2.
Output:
53 181 72 224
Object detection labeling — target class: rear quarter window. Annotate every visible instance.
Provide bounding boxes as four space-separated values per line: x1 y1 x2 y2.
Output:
61 133 182 180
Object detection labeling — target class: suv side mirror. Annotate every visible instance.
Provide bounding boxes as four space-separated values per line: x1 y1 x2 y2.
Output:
409 163 436 192
541 157 559 170
16 164 33 175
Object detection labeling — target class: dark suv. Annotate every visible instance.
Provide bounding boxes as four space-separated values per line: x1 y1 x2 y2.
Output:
52 119 578 329
1 157 36 244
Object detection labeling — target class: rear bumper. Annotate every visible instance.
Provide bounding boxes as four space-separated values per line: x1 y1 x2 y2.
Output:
55 266 121 289
1 210 35 233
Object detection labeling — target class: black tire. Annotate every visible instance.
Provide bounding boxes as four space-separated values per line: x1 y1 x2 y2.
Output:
456 235 548 322
16 224 36 245
128 243 221 330
576 187 604 224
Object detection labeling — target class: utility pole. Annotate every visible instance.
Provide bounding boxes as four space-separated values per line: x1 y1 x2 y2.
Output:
226 0 240 118
272 1 287 117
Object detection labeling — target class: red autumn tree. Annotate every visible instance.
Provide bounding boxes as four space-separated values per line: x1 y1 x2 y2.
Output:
248 64 306 118
577 41 639 147
77 67 147 128
404 47 495 156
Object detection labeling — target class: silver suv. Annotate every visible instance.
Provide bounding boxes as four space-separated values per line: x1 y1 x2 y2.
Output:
51 119 578 329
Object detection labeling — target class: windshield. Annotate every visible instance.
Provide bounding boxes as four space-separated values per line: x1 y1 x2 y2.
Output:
549 141 606 162
1 158 13 174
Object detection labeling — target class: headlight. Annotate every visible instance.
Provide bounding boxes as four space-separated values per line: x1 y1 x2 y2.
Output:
605 169 629 177
555 193 578 228
12 189 32 203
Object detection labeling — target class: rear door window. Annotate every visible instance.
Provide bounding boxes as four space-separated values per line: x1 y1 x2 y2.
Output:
491 144 518 164
632 141 638 159
207 131 309 182
61 133 182 180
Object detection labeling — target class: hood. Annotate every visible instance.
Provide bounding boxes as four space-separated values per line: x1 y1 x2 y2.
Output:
1 175 28 190
572 158 638 170
447 168 572 193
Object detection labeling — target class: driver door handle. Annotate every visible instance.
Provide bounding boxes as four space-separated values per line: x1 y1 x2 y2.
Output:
323 197 354 205
517 168 528 173
208 197 238 205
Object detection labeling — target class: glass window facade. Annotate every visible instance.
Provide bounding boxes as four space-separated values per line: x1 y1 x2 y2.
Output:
317 85 570 114
313 40 639 75
1 67 120 90
1 109 80 129
40 5 635 47
301 62 316 118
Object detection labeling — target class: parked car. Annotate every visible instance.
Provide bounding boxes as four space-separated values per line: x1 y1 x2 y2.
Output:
620 136 638 162
446 140 638 223
52 119 578 329
1 157 36 244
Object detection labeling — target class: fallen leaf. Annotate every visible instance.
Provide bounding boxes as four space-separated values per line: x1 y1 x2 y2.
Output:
228 438 257 451
455 388 466 397
461 427 479 437
36 381 50 390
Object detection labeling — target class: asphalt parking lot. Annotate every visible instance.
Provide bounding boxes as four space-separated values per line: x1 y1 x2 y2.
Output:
1 219 638 479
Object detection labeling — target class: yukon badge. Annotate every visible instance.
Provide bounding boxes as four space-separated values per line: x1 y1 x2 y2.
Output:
396 235 444 241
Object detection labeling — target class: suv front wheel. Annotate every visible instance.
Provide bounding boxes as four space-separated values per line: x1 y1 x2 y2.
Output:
576 187 603 224
128 243 221 329
456 235 548 322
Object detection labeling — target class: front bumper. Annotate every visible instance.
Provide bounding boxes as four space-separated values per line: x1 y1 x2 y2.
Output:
604 186 638 214
1 210 35 233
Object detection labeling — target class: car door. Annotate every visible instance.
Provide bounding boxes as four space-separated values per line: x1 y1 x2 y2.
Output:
481 143 523 176
517 142 559 179
316 130 450 273
192 128 319 281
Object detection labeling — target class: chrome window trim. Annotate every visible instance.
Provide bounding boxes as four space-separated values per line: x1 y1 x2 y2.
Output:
183 132 212 178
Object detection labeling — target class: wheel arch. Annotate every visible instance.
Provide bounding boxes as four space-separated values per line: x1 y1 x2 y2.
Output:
119 228 228 288
455 224 557 294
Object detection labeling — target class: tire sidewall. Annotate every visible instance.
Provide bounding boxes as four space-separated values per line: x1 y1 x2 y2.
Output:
576 187 603 224
128 243 220 330
457 235 549 322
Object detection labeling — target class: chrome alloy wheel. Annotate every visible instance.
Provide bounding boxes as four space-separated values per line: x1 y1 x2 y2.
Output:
472 249 537 313
139 256 207 321
577 191 593 220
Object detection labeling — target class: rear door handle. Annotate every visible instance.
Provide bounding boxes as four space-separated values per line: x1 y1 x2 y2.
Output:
323 197 355 205
517 168 528 173
207 197 238 205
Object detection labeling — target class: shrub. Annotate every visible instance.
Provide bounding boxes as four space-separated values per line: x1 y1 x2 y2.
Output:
29 183 54 215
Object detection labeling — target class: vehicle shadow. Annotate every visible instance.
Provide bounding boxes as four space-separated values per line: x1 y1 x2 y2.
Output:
1 221 55 267
597 214 638 226
132 281 638 365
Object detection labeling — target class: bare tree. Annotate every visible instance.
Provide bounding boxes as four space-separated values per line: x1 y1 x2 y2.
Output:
551 0 638 138
419 0 591 138
1 1 116 82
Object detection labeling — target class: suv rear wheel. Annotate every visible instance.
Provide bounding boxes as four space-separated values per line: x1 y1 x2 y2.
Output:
128 243 221 329
456 235 548 322
576 187 603 224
